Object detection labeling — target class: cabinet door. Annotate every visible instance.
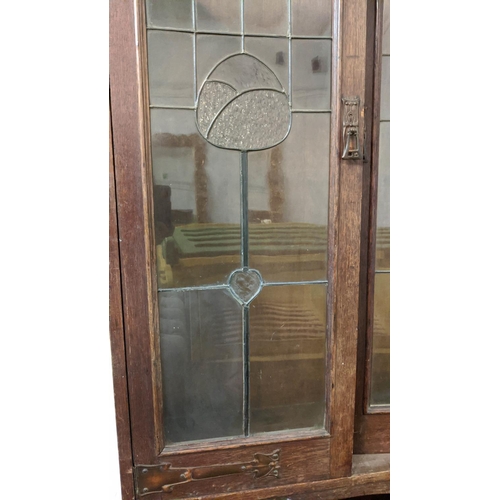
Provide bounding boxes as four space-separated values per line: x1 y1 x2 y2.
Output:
110 0 372 497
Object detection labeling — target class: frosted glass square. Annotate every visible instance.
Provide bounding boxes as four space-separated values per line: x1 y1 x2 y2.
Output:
291 39 331 109
292 0 332 37
244 0 288 35
147 31 194 107
196 0 241 33
146 0 193 30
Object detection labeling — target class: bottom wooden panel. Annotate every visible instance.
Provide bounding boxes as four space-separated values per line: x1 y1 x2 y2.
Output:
142 435 331 498
353 415 389 454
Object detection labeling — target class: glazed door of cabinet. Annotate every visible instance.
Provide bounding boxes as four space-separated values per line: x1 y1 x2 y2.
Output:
110 0 372 498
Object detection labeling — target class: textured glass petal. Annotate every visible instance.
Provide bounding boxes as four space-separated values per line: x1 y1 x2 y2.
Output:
244 37 290 94
197 81 237 136
208 90 290 151
210 54 282 92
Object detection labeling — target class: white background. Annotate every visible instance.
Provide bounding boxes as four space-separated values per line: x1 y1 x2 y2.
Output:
1 1 499 499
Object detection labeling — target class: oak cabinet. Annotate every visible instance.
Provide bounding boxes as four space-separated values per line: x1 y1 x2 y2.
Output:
109 1 389 498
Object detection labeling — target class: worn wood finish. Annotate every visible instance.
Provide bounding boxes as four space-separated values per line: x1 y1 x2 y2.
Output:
353 0 390 456
329 0 369 478
109 111 135 500
142 437 331 499
196 455 389 500
353 414 389 454
110 0 161 463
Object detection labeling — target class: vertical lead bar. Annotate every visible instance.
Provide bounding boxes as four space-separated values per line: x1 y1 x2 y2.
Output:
193 0 197 100
243 305 250 436
241 0 245 52
288 0 292 106
240 151 249 268
241 150 249 436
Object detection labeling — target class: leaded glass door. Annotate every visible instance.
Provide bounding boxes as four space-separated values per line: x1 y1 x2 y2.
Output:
110 0 373 497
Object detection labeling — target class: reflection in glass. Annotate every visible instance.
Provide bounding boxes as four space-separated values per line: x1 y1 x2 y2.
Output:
146 0 193 30
160 289 243 443
147 31 194 107
249 285 326 433
151 109 241 288
248 113 330 282
244 0 288 35
292 39 332 110
369 274 390 406
196 0 241 33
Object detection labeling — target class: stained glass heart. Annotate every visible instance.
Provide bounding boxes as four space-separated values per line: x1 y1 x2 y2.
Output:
228 268 263 305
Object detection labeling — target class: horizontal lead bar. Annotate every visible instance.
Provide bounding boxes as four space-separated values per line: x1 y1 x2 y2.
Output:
292 109 331 113
374 270 390 274
146 26 331 40
150 105 196 110
158 284 228 293
150 105 331 113
263 280 328 287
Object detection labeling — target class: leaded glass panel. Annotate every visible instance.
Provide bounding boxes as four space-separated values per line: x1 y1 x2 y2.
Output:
145 0 333 444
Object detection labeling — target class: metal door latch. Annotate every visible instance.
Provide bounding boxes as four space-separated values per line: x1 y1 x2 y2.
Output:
135 449 281 495
341 97 361 159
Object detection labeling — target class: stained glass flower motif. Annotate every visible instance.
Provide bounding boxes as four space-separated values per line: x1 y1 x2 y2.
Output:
196 54 291 151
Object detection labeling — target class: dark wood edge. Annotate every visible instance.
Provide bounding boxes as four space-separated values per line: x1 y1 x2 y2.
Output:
110 0 159 462
329 0 370 477
355 0 376 419
353 0 389 456
199 454 389 500
109 105 135 500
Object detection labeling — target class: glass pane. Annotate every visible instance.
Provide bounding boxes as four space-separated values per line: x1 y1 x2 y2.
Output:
376 122 390 270
145 1 334 444
380 56 390 121
292 0 332 37
146 0 193 30
249 284 326 434
196 34 242 93
244 0 288 35
160 289 243 443
369 274 390 406
151 108 241 287
382 0 390 55
196 0 241 33
147 31 194 107
248 113 329 282
369 7 390 408
244 37 290 94
291 39 332 110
